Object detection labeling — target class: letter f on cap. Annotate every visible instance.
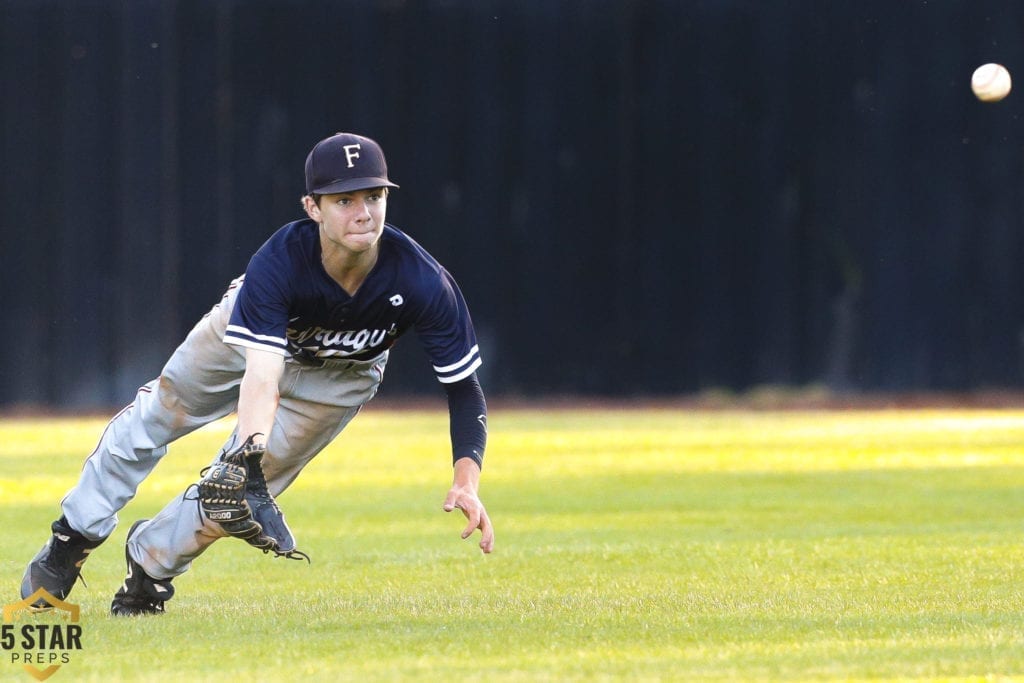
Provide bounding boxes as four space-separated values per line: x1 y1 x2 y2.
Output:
343 144 361 168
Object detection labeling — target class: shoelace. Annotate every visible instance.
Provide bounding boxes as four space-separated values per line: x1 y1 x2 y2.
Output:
45 536 90 589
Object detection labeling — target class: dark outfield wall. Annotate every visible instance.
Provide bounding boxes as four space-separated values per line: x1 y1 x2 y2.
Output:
3 1 1024 407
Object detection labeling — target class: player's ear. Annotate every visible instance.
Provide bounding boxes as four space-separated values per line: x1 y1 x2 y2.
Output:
302 194 321 222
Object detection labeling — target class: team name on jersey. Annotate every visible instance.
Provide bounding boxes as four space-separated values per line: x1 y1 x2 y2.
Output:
288 323 398 356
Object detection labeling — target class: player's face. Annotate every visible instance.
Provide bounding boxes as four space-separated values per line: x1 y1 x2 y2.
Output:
307 188 388 253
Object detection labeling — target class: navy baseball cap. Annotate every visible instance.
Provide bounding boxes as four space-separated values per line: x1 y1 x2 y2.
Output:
304 132 399 195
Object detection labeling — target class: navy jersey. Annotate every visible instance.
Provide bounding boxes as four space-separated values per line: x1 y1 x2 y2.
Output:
224 219 482 384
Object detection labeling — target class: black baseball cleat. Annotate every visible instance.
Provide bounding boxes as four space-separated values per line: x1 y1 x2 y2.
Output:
21 517 104 607
110 520 175 616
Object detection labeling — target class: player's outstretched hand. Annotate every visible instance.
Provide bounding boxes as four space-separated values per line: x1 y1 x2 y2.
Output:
443 459 494 554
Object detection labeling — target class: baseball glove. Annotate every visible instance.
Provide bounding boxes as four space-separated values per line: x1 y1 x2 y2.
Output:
197 435 309 562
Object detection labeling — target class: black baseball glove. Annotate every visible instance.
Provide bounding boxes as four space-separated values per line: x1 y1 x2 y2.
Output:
197 434 309 562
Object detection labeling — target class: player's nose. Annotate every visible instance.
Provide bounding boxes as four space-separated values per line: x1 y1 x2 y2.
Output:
354 199 372 219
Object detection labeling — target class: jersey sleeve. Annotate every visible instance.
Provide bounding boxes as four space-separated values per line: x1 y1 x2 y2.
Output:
224 250 292 356
417 269 482 384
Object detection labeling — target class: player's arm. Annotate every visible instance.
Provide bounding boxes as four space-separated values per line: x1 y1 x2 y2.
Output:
236 347 285 447
441 373 494 553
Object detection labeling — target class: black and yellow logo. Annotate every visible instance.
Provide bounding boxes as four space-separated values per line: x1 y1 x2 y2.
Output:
3 589 82 681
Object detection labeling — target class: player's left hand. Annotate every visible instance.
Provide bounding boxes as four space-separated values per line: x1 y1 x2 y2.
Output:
443 460 494 553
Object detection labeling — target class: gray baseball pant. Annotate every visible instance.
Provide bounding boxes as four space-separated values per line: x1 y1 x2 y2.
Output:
59 282 387 579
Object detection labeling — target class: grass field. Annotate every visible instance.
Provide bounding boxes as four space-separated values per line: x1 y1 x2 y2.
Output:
1 405 1023 681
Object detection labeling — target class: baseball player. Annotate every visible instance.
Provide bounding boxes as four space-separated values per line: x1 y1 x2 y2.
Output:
21 132 493 616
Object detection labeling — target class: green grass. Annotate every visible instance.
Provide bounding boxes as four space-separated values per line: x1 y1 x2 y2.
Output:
1 407 1023 681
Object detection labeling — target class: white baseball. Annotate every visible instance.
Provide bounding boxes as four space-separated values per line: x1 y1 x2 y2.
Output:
971 63 1012 102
